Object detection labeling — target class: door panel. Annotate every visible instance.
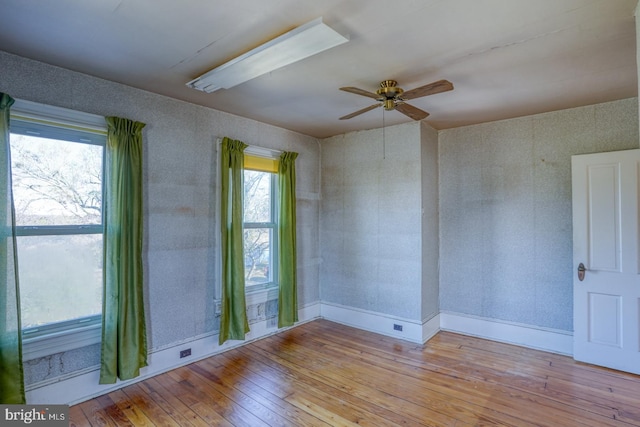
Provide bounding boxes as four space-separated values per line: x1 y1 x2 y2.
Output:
588 292 621 347
587 164 620 271
572 149 640 374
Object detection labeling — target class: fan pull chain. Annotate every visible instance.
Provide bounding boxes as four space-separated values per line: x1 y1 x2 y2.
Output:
382 108 386 160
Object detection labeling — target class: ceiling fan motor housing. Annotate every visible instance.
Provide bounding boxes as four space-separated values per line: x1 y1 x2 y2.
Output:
376 80 404 110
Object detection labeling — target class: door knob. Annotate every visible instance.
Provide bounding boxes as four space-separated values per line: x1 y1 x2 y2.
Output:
577 263 586 281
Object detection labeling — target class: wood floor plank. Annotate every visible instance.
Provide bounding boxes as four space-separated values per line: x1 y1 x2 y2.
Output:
188 361 303 427
70 319 640 426
230 345 456 427
284 391 369 427
198 355 334 427
303 321 638 426
152 369 235 426
69 403 91 427
119 383 182 427
423 332 640 421
203 354 340 427
222 348 434 426
107 389 155 426
214 351 444 427
167 365 271 426
245 334 504 426
78 396 118 427
137 376 215 427
157 369 241 426
94 394 133 426
259 323 636 427
262 334 549 425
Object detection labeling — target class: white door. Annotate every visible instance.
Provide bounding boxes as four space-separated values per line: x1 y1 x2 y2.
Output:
572 149 640 374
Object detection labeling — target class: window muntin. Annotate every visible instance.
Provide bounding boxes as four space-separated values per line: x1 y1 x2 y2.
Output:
243 166 277 289
10 118 105 334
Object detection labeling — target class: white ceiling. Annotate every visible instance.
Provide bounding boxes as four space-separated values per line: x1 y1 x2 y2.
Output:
0 0 637 138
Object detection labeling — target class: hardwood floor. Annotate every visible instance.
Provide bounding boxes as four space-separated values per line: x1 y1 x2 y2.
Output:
70 319 640 426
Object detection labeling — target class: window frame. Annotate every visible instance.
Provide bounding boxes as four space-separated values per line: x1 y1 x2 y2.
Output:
10 99 107 359
243 167 279 291
241 147 281 296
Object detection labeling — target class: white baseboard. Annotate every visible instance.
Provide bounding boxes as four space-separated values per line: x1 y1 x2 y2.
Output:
320 302 438 344
439 312 573 355
299 300 321 320
26 302 321 406
422 313 440 343
319 304 572 355
26 303 573 405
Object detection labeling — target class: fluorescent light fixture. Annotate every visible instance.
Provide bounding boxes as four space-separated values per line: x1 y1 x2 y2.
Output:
187 17 348 93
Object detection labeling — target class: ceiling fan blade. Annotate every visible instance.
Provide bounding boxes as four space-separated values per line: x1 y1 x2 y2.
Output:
401 79 453 100
395 103 430 121
339 86 380 99
339 104 381 120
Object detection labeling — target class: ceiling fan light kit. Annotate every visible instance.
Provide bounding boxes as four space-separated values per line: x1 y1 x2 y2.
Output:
378 80 404 110
339 79 453 121
187 17 348 93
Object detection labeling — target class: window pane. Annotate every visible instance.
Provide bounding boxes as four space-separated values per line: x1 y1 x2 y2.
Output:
244 170 271 223
244 228 272 286
17 234 103 328
10 133 103 226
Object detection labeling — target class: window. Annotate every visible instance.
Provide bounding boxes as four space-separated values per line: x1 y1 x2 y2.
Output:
243 154 278 290
10 101 106 343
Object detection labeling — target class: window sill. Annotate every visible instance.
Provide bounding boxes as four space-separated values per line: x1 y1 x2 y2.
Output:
22 323 102 361
246 285 279 306
214 285 279 316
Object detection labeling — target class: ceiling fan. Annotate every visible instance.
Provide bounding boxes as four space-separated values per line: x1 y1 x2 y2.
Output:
339 79 453 121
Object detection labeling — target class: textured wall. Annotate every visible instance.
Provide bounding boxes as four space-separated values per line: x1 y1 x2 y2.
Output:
439 98 639 331
320 122 424 320
420 122 439 321
0 50 320 384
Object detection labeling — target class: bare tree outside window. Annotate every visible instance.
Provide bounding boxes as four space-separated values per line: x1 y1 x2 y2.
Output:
11 134 102 225
243 169 275 286
10 132 104 328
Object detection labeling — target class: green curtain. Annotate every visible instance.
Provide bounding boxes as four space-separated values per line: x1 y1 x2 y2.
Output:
219 137 249 345
277 151 298 328
99 117 147 384
0 93 25 403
